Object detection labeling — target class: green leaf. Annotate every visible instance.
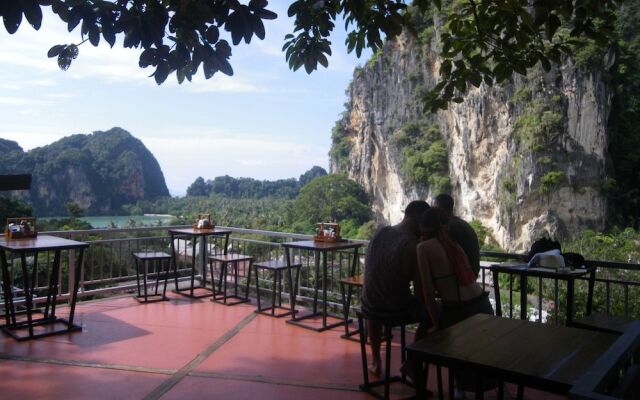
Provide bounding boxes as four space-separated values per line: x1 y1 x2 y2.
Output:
21 0 42 30
205 26 219 44
47 44 65 58
88 26 100 46
3 0 23 34
545 14 561 39
154 62 169 85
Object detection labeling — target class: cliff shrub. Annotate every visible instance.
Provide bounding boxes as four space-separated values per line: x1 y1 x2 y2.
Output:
393 122 451 193
329 115 353 172
512 99 563 152
539 171 565 195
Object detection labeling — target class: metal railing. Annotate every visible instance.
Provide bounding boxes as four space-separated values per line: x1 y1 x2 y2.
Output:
2 225 638 323
477 251 640 323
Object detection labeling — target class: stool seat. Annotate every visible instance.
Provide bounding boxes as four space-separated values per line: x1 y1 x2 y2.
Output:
253 260 302 270
339 274 364 286
209 253 253 263
133 251 172 303
133 252 172 260
253 260 302 318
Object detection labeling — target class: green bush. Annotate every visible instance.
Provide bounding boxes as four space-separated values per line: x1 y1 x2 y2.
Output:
539 171 565 195
393 122 451 192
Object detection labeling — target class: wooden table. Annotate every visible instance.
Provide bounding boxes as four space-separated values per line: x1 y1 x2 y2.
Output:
407 314 618 400
282 240 362 332
168 228 231 298
490 262 594 325
0 235 89 340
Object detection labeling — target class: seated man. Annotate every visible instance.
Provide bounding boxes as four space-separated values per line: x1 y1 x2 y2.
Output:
433 193 480 277
361 200 430 375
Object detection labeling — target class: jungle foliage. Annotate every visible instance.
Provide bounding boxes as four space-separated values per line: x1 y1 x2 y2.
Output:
0 128 170 216
186 166 327 199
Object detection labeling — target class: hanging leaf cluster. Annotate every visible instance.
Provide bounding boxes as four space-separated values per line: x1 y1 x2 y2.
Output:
1 1 624 110
1 0 277 84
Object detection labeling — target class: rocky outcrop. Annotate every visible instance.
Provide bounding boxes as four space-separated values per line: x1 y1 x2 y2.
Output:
0 128 170 216
330 27 612 251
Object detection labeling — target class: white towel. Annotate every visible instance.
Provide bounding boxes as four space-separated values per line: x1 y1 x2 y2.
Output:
527 248 563 268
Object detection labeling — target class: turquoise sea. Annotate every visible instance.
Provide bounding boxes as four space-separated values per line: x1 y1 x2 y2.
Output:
43 215 175 229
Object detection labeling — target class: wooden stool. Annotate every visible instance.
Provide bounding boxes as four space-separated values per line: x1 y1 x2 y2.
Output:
253 260 302 318
209 253 253 305
339 274 364 339
357 309 413 400
133 252 172 303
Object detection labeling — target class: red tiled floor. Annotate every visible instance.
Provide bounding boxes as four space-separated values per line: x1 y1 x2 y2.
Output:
0 359 168 400
0 293 568 399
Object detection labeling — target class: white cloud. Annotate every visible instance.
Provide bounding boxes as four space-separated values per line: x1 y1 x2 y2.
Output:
0 128 68 150
43 92 81 99
0 96 37 105
0 83 21 90
176 74 267 94
26 79 57 87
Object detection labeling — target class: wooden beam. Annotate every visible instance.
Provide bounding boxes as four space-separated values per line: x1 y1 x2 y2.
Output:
0 174 32 191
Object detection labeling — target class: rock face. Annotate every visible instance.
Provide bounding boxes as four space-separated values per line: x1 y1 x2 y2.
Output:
0 128 170 216
330 29 611 251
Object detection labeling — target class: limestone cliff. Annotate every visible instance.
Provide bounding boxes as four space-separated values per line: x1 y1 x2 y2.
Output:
0 128 170 216
330 28 612 251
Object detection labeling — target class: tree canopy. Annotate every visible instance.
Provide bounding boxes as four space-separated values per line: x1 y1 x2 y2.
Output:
291 174 371 233
0 0 623 111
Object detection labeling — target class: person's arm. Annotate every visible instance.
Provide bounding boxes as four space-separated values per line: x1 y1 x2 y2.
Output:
415 243 441 331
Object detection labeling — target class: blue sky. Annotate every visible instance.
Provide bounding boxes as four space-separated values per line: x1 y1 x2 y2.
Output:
0 3 370 196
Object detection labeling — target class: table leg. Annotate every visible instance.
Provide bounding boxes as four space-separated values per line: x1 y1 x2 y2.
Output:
49 250 62 318
492 270 502 317
322 251 328 328
566 278 575 326
586 270 595 316
312 252 320 314
437 365 444 400
0 250 15 326
20 253 34 337
30 252 40 316
190 238 197 297
200 236 207 289
135 256 142 298
448 370 455 400
285 248 296 316
410 352 428 400
520 275 527 320
143 259 149 302
170 233 179 292
67 248 85 327
341 282 349 336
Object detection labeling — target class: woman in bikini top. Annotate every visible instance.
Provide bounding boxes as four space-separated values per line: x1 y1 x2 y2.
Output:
416 207 489 331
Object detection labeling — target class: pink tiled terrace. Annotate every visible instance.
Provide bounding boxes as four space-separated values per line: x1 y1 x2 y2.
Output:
0 292 564 400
